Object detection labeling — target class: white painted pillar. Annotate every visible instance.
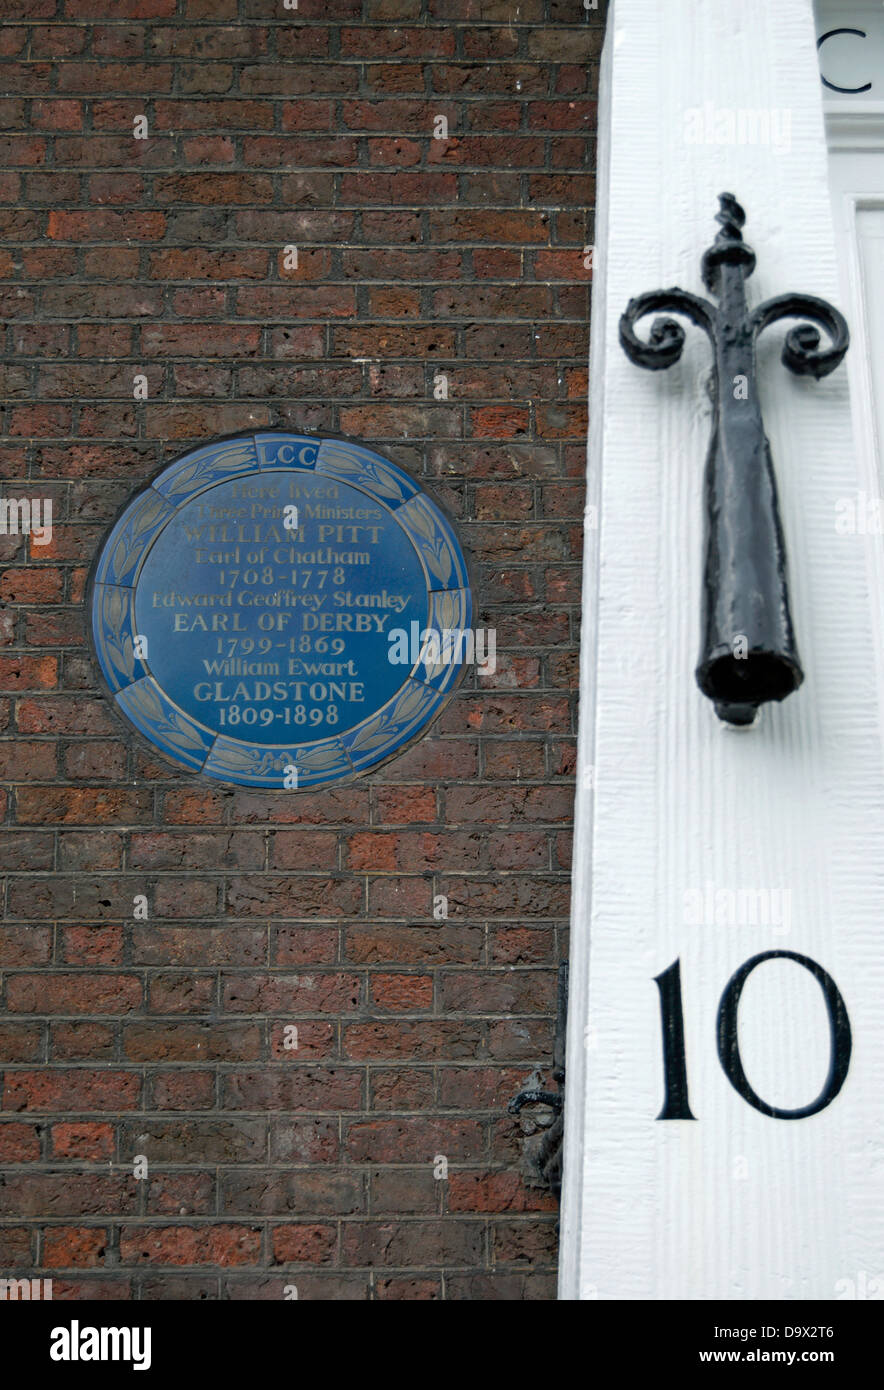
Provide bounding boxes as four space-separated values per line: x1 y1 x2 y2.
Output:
561 0 884 1300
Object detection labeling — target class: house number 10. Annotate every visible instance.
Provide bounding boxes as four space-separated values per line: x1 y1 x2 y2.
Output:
654 952 852 1121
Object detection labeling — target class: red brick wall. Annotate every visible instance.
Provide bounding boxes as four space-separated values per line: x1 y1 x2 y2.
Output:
0 0 602 1299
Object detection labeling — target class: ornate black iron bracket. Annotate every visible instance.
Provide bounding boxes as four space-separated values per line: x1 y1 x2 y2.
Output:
508 961 568 1199
620 193 849 726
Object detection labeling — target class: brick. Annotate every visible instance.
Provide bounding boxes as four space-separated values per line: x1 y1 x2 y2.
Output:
341 1219 483 1267
44 1276 133 1299
155 99 274 130
146 1173 215 1217
0 1023 42 1061
270 1224 337 1264
3 1070 141 1112
370 974 434 1011
154 877 219 919
444 785 572 823
271 927 338 967
15 787 153 825
51 1022 115 1061
124 1021 259 1062
0 655 57 690
50 1122 115 1160
142 324 261 358
247 135 358 168
0 927 53 966
65 0 175 14
85 175 146 207
491 1219 559 1264
340 171 457 204
221 1170 363 1217
0 30 27 58
119 1120 266 1164
161 789 229 824
374 787 438 824
366 876 433 918
155 173 273 205
376 1275 441 1298
57 63 174 94
226 876 361 919
62 742 127 780
31 101 84 131
58 830 123 871
239 65 358 96
0 1227 33 1264
340 99 457 131
152 1070 216 1111
270 1116 339 1165
370 1168 437 1213
0 4 595 1300
439 969 556 1014
438 1066 526 1109
333 325 457 359
429 208 550 243
132 927 266 968
43 1227 108 1268
269 1020 336 1060
268 830 338 871
15 697 120 735
223 1271 367 1300
345 924 483 966
47 210 166 242
440 874 570 918
222 972 361 1015
148 972 215 1014
131 830 263 870
345 1020 483 1061
0 739 56 780
0 136 47 164
489 926 554 965
0 1122 41 1162
235 286 355 319
150 26 267 59
60 926 124 966
345 1117 483 1164
119 1225 262 1267
446 1270 555 1299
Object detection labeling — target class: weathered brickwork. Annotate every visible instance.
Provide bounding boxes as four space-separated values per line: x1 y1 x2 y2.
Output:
0 0 603 1299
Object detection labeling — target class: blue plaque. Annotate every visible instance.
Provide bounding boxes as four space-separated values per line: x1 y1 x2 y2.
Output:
88 433 474 788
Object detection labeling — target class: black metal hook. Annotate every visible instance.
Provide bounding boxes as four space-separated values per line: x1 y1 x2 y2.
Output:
620 193 849 726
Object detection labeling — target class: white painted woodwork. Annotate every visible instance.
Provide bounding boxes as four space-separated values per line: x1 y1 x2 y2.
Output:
561 0 884 1301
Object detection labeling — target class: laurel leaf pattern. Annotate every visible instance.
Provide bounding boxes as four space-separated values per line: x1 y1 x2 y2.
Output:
95 585 137 688
318 445 413 503
347 679 435 755
161 442 260 501
120 680 211 756
206 737 351 784
399 496 455 586
108 491 171 586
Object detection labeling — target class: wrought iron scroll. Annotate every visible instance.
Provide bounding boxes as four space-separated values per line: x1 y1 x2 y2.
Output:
619 193 849 726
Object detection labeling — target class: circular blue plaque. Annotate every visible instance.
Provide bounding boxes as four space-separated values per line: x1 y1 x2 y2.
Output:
88 433 473 788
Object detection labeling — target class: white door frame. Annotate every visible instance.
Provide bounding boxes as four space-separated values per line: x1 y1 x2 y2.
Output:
561 0 884 1301
827 123 884 729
